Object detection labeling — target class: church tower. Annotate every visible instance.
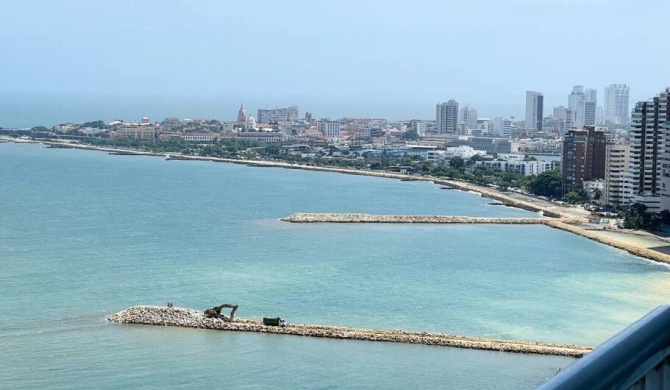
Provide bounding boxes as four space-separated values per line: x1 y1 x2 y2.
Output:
237 103 246 124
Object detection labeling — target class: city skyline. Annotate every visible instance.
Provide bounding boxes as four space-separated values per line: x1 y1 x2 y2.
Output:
1 0 670 127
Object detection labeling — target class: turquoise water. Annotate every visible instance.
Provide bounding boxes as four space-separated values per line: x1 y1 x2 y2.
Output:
1 142 669 389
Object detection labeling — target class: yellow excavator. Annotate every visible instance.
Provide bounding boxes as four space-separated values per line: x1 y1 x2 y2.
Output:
204 304 238 322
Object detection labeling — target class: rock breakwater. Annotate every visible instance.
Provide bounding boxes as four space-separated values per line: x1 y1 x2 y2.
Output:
109 306 591 357
282 213 546 224
281 213 670 264
544 220 670 264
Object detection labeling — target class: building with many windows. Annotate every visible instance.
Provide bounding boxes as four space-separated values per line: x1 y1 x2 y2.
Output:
562 126 609 194
436 100 459 135
604 84 630 124
317 121 343 138
447 136 516 154
257 106 299 123
481 160 559 177
553 106 574 133
459 105 478 129
237 131 283 143
113 126 156 140
568 85 597 128
629 88 670 211
603 143 631 207
525 91 544 131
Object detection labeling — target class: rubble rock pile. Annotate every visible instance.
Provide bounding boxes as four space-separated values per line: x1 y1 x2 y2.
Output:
109 306 592 358
281 213 546 224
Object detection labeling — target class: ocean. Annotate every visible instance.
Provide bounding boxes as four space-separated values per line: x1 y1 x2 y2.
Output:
1 142 669 389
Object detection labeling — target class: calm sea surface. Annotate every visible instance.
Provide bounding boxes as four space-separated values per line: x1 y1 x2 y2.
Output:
1 142 669 389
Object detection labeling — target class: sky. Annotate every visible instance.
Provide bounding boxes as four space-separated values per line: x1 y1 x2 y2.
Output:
1 0 669 127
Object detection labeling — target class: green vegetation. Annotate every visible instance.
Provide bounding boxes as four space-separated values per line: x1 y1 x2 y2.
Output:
620 203 653 230
562 190 588 204
523 170 562 198
81 120 106 129
400 129 420 141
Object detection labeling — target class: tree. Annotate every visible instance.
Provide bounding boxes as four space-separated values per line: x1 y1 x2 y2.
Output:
658 209 670 224
562 191 585 204
592 188 602 201
31 126 49 132
401 129 420 141
81 120 106 129
620 203 653 229
525 170 562 198
449 156 465 170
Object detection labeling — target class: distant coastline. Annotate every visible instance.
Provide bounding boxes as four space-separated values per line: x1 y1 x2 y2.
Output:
5 136 670 265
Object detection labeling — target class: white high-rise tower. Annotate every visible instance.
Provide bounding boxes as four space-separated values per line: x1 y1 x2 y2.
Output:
525 91 544 131
604 84 630 124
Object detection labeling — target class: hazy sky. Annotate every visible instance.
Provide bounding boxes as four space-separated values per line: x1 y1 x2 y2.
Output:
1 0 669 127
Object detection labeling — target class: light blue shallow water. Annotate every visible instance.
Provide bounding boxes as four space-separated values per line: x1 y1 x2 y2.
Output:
1 142 669 389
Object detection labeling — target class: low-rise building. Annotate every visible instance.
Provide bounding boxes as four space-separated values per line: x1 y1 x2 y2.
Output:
480 160 559 176
237 131 284 143
583 180 605 200
159 132 237 142
113 126 157 140
317 121 343 138
447 136 517 154
445 145 487 159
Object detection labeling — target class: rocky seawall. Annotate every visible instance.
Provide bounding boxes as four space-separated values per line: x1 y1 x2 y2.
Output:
281 213 670 264
282 213 546 224
545 220 670 264
109 306 591 358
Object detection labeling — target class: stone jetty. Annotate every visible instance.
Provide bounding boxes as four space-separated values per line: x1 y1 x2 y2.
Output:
545 219 670 264
282 213 546 224
281 213 670 264
109 306 592 358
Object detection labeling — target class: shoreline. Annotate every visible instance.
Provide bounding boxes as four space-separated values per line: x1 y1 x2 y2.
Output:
5 137 670 264
109 306 592 358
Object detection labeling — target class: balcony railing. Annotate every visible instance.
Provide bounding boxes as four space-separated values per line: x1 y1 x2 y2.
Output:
538 305 670 390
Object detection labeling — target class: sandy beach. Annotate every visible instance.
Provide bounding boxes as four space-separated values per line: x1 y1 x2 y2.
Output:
587 229 670 256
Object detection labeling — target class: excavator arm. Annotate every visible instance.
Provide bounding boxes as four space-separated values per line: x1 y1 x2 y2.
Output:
204 303 239 321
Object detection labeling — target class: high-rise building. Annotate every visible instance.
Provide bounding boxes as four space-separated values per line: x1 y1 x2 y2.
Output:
257 106 299 123
459 105 478 128
585 88 597 104
568 85 598 128
630 89 670 211
603 144 631 207
629 88 670 211
553 106 574 133
562 126 608 193
583 101 597 127
596 106 605 125
410 120 427 136
604 84 630 124
436 100 459 135
568 85 584 112
525 91 544 131
492 117 512 137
